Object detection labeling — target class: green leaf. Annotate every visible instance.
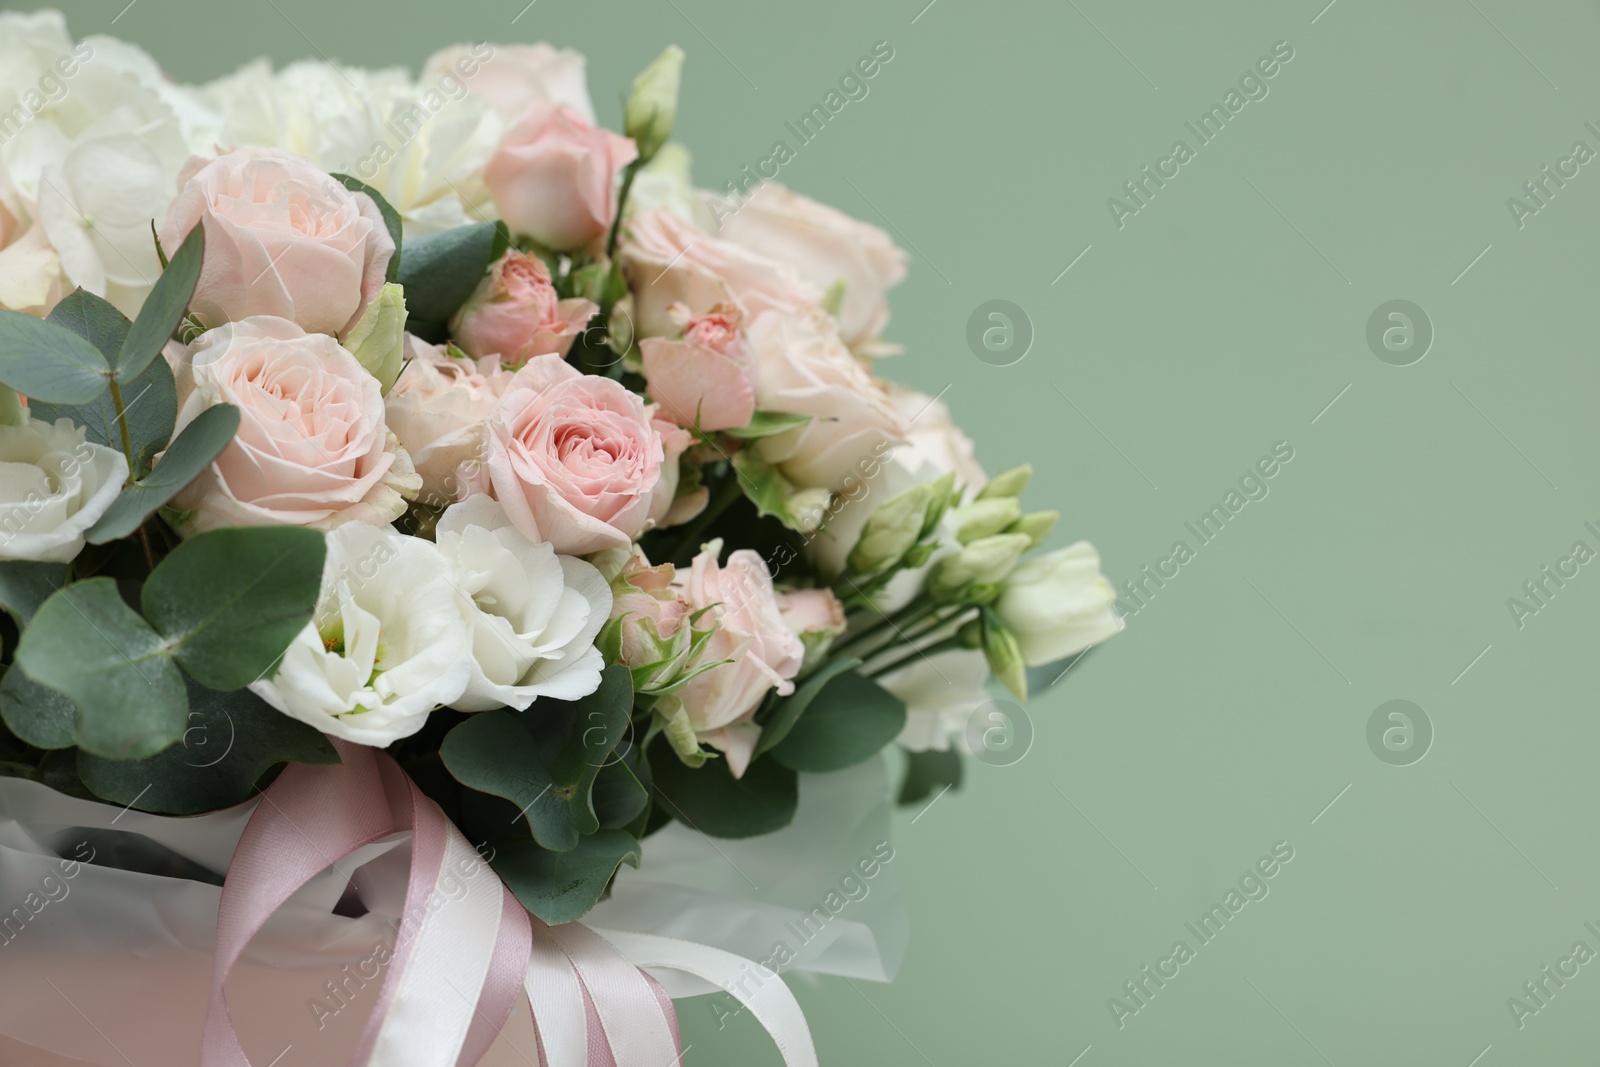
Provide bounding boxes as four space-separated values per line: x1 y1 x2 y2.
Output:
755 656 861 756
0 667 76 749
0 561 67 626
86 404 238 543
441 710 577 851
140 525 326 691
118 225 203 380
648 734 798 838
731 450 830 534
768 671 907 773
721 410 814 440
15 579 187 759
32 347 177 474
590 753 649 830
77 679 338 815
897 747 963 806
486 828 641 925
440 667 634 852
0 311 110 404
47 289 130 363
398 220 506 341
331 173 403 283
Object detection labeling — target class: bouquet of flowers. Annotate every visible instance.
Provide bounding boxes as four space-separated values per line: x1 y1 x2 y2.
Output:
0 11 1123 1065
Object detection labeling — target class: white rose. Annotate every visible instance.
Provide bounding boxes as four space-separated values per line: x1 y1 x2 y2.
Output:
747 308 907 493
995 542 1123 666
252 522 472 746
0 414 126 563
434 496 610 712
423 42 596 125
709 182 907 350
383 335 514 504
880 647 991 753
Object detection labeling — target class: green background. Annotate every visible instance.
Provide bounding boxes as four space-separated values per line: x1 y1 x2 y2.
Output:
19 0 1600 1062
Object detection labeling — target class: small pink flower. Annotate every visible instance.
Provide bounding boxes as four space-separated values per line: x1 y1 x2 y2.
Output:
384 335 517 504
485 101 637 252
450 250 597 366
640 308 757 432
484 354 679 554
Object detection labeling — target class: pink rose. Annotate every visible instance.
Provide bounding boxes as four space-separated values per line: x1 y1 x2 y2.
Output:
423 42 596 124
449 250 597 366
639 308 757 432
608 547 695 688
673 540 804 777
160 148 395 338
747 308 907 492
618 209 822 339
485 101 637 252
776 588 847 640
0 160 62 315
384 334 516 504
483 353 682 554
714 183 907 349
168 316 420 533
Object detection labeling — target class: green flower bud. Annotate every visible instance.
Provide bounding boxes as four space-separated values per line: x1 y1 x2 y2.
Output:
980 610 1029 701
920 471 959 538
928 533 1031 603
342 282 408 392
849 481 933 574
0 386 21 427
951 497 1022 544
1009 509 1060 546
977 463 1032 502
626 45 685 165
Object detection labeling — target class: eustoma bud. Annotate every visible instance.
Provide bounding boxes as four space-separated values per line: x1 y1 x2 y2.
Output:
979 609 1028 701
1009 509 1059 546
951 497 1021 545
849 481 934 574
626 45 685 165
928 532 1031 603
342 282 408 392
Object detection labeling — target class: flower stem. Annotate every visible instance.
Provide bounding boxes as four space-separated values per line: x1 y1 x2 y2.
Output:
108 378 156 572
865 634 967 679
663 473 744 565
605 159 643 260
834 596 935 656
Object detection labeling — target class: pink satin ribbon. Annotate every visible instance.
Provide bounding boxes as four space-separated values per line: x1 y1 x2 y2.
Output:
201 740 681 1067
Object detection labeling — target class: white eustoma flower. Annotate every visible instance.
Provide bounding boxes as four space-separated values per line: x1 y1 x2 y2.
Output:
434 496 610 712
0 415 126 563
199 59 502 236
253 522 472 746
994 541 1123 666
879 647 991 753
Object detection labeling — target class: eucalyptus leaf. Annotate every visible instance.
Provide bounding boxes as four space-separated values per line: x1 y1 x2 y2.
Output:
441 710 576 851
768 670 907 774
77 679 338 815
14 579 187 759
755 655 861 756
331 173 403 283
32 347 177 474
0 667 76 750
86 404 239 543
0 311 110 404
0 561 67 626
118 225 203 380
398 220 507 341
47 289 130 363
485 828 641 925
648 735 798 838
140 524 326 691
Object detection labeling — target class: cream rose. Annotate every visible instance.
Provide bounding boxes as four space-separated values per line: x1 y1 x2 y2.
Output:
383 335 514 505
672 540 804 777
712 183 907 349
160 147 395 337
253 522 472 746
435 496 610 711
485 101 637 252
747 308 907 492
483 354 684 555
618 209 822 339
424 42 596 124
450 250 596 366
169 316 420 534
0 415 127 563
995 542 1123 666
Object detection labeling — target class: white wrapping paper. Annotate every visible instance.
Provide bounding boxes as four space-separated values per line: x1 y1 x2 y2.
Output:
0 758 905 1065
